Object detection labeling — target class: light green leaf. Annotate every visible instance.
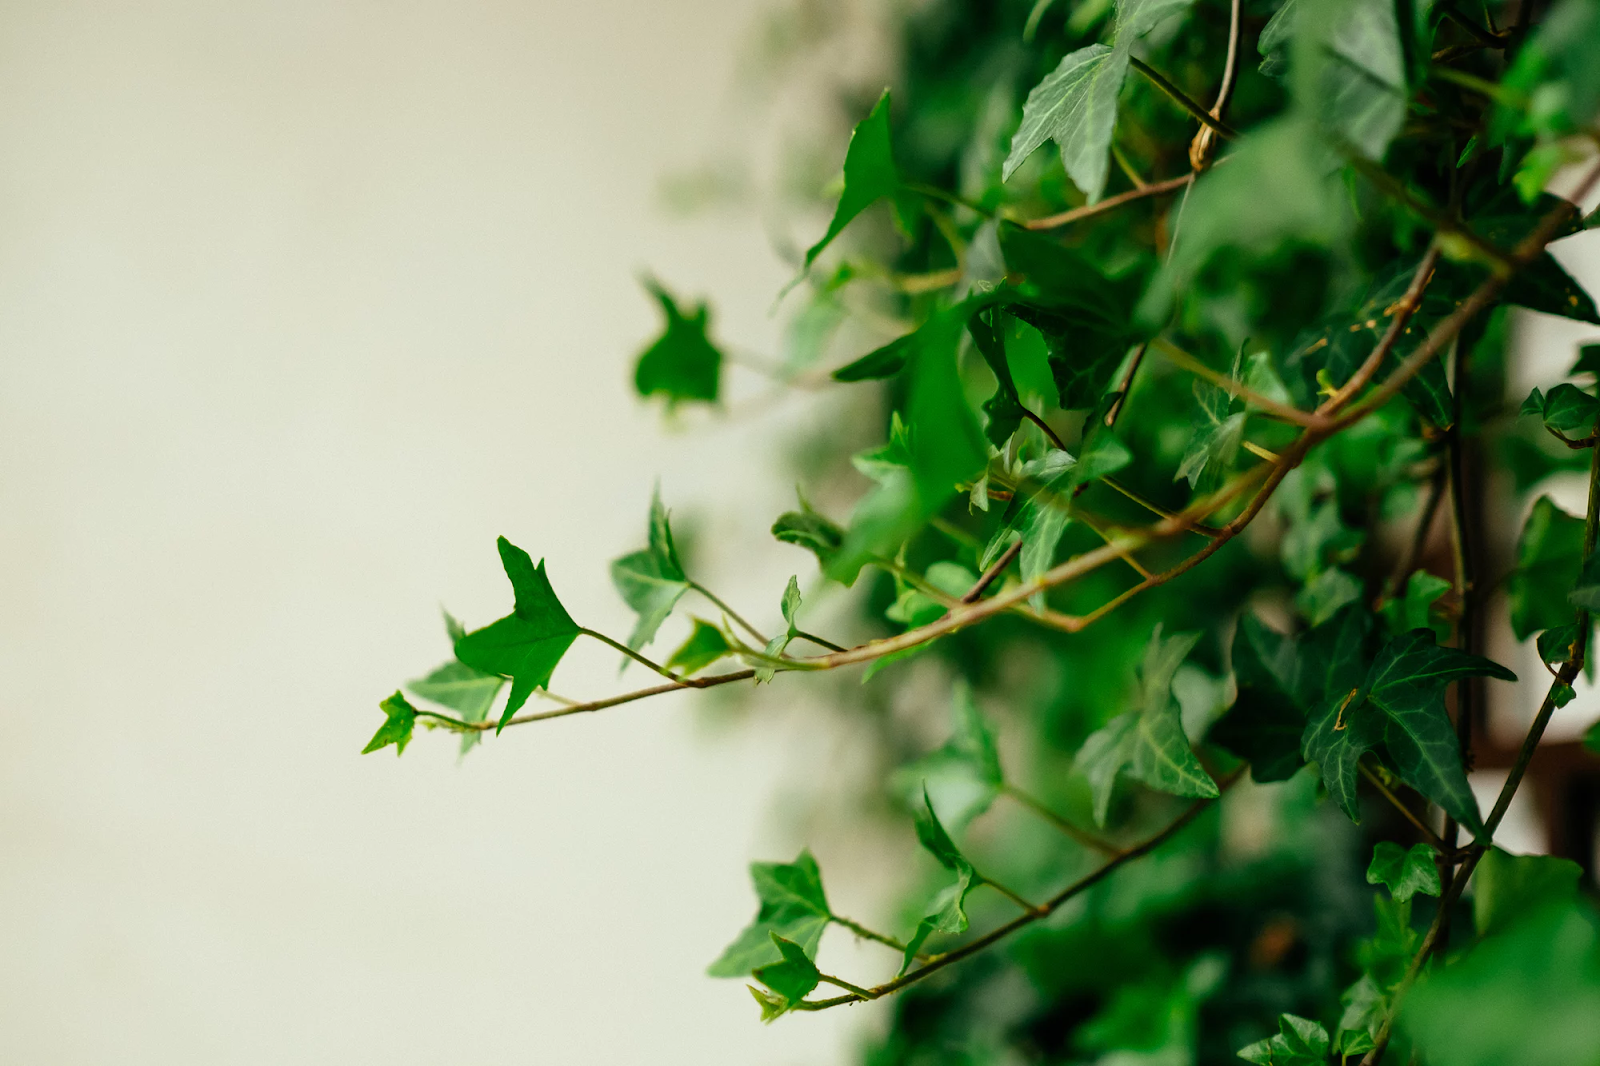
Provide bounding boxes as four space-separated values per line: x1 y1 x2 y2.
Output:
633 279 722 406
752 933 821 1012
1296 567 1364 627
1238 1013 1331 1065
609 488 690 652
755 576 803 683
771 496 846 571
665 618 731 677
899 788 980 974
1497 0 1600 144
708 849 831 976
407 660 502 756
804 90 899 270
363 691 419 756
1473 848 1582 938
891 684 1003 829
1003 44 1127 202
1261 0 1406 159
454 537 583 731
1381 571 1452 640
747 985 788 1023
1076 627 1219 825
1366 841 1441 902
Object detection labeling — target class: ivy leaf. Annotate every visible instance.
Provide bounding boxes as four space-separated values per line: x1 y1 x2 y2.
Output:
1210 615 1306 783
754 576 802 683
1570 552 1600 612
1497 0 1600 144
970 306 1026 448
1473 848 1582 938
610 488 690 653
1076 627 1219 826
891 683 1004 829
708 849 831 976
804 90 899 270
771 496 845 570
1002 0 1195 202
752 933 821 1014
746 985 788 1023
1302 625 1515 833
1535 383 1600 439
1366 841 1441 902
362 691 419 756
1536 621 1585 667
1237 1013 1331 1066
454 537 583 731
1584 718 1600 755
665 618 731 677
633 279 722 406
1507 496 1586 640
407 660 503 756
1380 571 1453 641
899 788 981 974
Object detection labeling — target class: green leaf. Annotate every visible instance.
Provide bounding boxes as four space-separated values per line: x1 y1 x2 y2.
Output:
747 985 788 1023
610 488 690 652
708 849 831 977
1473 848 1583 938
1573 342 1600 379
754 576 803 683
1210 615 1307 783
970 306 1026 448
1571 551 1600 612
752 933 821 1010
1584 717 1600 754
1403 900 1600 1066
1366 841 1441 902
665 618 731 676
1259 0 1406 160
1507 496 1587 640
1302 624 1514 832
831 332 914 382
633 279 722 406
407 660 503 756
1380 571 1452 641
899 788 981 974
1537 622 1585 667
804 90 899 270
454 537 583 731
1238 1013 1331 1066
1076 627 1219 826
1535 383 1600 439
363 691 419 756
1497 0 1600 144
1001 0 1194 201
1296 567 1364 627
771 496 845 570
1176 411 1246 490
892 684 1003 829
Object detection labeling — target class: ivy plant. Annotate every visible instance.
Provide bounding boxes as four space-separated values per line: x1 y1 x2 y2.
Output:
372 0 1600 1062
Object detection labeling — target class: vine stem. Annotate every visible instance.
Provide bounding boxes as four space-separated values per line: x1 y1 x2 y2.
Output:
1359 387 1600 1066
689 581 769 646
793 770 1243 1011
582 628 686 684
1022 174 1193 231
1000 783 1121 856
1128 56 1240 140
1358 762 1449 852
830 914 912 955
1152 338 1319 426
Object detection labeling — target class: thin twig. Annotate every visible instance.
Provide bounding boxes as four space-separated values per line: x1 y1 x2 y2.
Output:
1001 783 1121 856
582 628 687 684
1153 338 1320 426
1317 246 1442 417
1103 476 1223 538
961 540 1023 603
793 629 848 653
830 914 913 955
690 581 769 646
1022 174 1193 231
1358 762 1448 851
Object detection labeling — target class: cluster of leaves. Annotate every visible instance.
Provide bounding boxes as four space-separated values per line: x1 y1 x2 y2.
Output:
372 0 1600 1062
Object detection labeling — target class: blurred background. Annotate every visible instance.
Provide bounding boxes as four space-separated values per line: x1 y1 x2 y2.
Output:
0 0 878 1061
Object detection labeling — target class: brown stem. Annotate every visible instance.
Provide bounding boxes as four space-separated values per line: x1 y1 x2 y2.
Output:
1022 174 1193 231
962 539 1023 603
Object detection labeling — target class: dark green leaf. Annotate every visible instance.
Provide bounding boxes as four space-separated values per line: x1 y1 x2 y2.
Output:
633 279 722 406
1537 622 1585 666
454 537 583 731
665 618 731 676
610 488 690 651
1571 551 1600 612
708 849 831 976
1473 848 1582 938
831 332 914 382
1507 496 1586 640
1573 342 1600 379
363 691 419 756
804 90 899 270
1366 841 1441 902
1211 615 1306 783
1077 627 1219 825
971 306 1026 447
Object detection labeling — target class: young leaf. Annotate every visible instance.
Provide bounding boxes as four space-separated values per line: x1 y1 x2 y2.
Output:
754 576 803 683
633 279 722 406
804 90 899 270
1302 624 1515 833
1366 841 1441 902
899 789 981 974
892 684 1004 828
1380 571 1452 640
1076 627 1219 826
752 933 821 1011
771 496 845 570
1473 848 1582 937
666 618 731 676
610 489 690 652
1533 383 1600 440
1507 496 1586 640
363 691 419 756
454 537 583 731
1210 615 1307 783
1238 1013 1331 1066
407 660 503 756
746 985 788 1023
707 849 831 976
